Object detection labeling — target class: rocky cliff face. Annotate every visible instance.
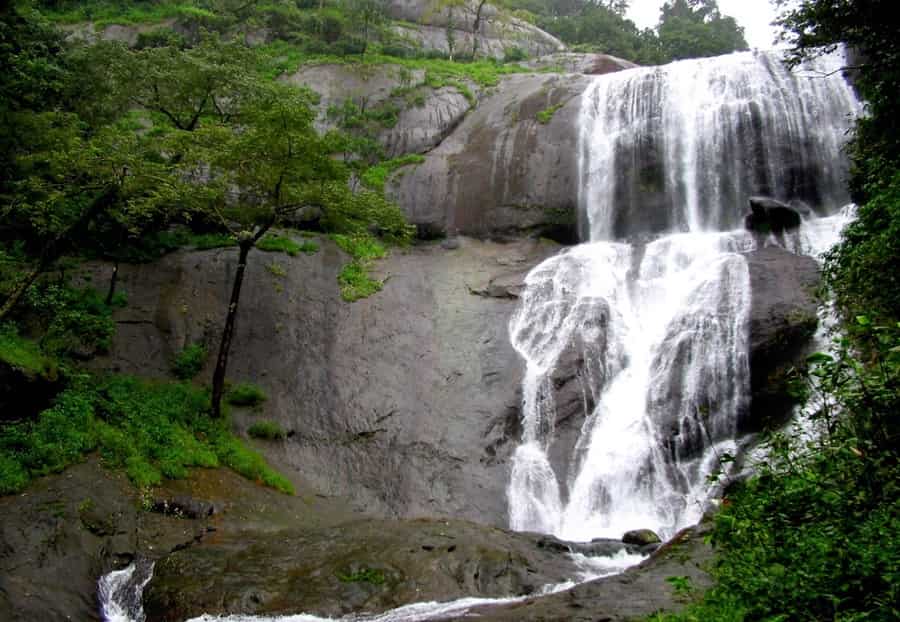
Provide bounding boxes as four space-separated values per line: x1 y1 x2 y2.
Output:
388 72 592 240
65 0 565 60
283 63 473 158
85 236 559 527
387 0 564 60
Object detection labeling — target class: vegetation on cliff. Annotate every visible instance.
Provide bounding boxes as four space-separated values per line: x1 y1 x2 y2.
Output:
0 0 415 494
655 2 899 620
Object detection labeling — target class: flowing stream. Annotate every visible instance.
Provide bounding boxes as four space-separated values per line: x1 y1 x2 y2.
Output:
99 49 860 621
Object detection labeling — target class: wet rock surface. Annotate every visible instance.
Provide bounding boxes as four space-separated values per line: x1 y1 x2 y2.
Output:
744 246 821 431
83 236 559 528
523 52 639 75
143 519 581 621
389 73 594 238
463 523 715 621
386 0 563 60
622 528 662 546
0 459 356 622
0 459 206 621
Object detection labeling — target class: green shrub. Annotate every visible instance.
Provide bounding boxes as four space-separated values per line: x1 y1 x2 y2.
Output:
336 567 386 584
247 420 285 440
360 154 425 192
337 261 382 302
0 453 29 496
0 324 58 380
23 285 115 357
0 375 293 495
225 382 267 407
503 46 528 63
660 321 900 622
171 343 206 380
826 172 900 324
257 234 319 256
536 103 564 124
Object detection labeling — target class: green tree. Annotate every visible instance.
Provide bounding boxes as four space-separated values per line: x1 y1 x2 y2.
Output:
0 1 69 193
91 34 257 131
657 0 747 61
343 0 388 55
0 111 187 321
173 82 348 417
776 1 900 323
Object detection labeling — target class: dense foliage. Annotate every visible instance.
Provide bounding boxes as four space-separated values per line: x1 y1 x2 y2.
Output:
501 0 748 64
0 373 294 494
656 2 900 620
0 0 416 493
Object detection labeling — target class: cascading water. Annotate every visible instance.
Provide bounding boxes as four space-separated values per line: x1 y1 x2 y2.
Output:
509 49 861 542
578 49 861 241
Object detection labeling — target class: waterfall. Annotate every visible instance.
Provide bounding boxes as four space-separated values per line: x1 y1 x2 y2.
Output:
577 50 861 241
509 49 861 541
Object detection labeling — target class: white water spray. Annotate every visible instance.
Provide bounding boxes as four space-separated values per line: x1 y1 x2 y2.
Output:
510 49 861 541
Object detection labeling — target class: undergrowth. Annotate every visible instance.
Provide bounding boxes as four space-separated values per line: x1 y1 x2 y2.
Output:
361 154 425 192
225 382 267 407
0 324 59 381
331 233 386 302
0 375 293 495
654 319 900 622
171 343 206 380
248 420 285 441
257 234 319 257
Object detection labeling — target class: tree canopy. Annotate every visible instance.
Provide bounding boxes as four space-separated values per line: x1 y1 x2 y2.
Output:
502 0 747 64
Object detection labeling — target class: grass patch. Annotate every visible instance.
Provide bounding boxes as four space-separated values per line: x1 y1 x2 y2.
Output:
257 234 319 256
257 40 530 88
336 567 386 585
0 324 59 381
361 154 425 192
337 262 382 302
331 233 386 302
536 102 564 124
331 234 386 262
248 420 285 441
0 375 293 495
225 382 267 407
171 343 205 380
43 1 215 26
118 229 236 262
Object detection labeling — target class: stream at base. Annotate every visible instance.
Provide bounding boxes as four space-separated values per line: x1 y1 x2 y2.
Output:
99 551 646 622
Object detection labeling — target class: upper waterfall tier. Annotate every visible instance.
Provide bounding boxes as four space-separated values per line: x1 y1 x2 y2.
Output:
578 49 862 241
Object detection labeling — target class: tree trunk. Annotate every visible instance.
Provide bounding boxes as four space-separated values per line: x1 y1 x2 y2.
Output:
0 184 119 322
211 240 253 418
105 260 119 306
0 266 43 322
472 0 487 58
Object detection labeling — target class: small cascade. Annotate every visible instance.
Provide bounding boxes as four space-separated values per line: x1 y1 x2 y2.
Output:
509 49 861 542
98 561 154 622
97 554 642 622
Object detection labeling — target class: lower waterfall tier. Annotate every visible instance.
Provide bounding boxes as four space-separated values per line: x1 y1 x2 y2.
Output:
507 214 850 541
